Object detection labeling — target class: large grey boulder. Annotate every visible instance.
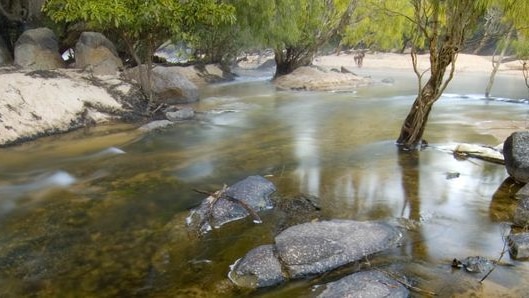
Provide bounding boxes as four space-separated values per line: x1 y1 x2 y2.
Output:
126 65 199 104
75 32 123 75
14 27 64 70
229 220 402 288
186 176 276 234
317 270 409 298
0 36 12 65
503 131 529 183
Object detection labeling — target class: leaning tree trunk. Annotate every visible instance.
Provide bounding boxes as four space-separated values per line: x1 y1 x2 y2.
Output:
396 82 437 149
397 46 458 149
274 46 315 78
396 0 479 150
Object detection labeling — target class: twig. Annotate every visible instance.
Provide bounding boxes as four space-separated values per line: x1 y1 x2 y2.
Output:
224 195 262 223
192 186 262 224
480 232 509 283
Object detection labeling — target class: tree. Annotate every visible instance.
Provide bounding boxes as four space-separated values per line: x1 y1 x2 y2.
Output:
43 0 235 105
341 1 415 53
496 0 529 95
0 0 47 55
231 0 357 78
392 0 488 149
485 25 514 98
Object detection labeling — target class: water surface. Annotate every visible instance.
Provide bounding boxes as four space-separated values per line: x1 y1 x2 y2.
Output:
0 69 528 297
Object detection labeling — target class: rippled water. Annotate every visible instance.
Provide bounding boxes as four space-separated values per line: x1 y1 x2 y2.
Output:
0 69 528 297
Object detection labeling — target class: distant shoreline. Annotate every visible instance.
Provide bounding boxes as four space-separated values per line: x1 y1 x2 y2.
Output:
314 52 524 77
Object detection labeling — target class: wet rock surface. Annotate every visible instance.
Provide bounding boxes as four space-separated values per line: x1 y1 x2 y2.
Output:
452 256 494 273
316 270 409 298
504 131 529 183
229 220 402 288
186 176 276 234
228 245 285 288
508 232 529 259
513 197 529 227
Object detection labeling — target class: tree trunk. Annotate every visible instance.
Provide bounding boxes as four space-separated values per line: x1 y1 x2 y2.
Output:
274 46 315 78
396 0 478 150
485 27 514 98
396 80 437 149
397 45 457 149
473 31 490 55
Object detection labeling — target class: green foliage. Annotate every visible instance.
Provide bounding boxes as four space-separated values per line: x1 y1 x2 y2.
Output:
43 0 235 65
342 0 414 51
228 0 357 76
513 36 529 60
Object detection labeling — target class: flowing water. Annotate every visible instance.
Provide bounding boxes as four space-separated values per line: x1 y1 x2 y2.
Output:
1 68 529 297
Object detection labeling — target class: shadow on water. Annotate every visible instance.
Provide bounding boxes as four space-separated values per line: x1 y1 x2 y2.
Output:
0 71 529 296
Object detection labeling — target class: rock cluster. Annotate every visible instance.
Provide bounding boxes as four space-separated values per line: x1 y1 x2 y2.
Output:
186 176 276 234
228 220 402 288
1 26 237 145
503 131 529 260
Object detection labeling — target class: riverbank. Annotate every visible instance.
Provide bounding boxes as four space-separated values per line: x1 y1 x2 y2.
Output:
314 52 524 76
1 52 526 147
313 52 528 143
0 68 146 147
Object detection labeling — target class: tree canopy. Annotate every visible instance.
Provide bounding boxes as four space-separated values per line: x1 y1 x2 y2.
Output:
43 0 235 66
228 0 357 77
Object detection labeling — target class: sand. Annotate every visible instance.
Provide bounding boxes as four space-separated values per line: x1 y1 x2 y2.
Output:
314 52 524 76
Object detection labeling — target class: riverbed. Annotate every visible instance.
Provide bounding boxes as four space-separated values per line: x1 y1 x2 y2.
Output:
0 69 528 297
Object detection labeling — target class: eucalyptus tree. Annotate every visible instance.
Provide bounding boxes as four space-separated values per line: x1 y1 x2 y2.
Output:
395 0 490 149
43 0 235 104
351 0 489 149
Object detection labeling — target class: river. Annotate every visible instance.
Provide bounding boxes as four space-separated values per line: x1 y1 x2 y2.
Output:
0 68 528 297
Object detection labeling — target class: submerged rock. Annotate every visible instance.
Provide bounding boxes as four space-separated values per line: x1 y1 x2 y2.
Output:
452 256 494 273
228 245 285 288
229 220 402 288
165 107 195 121
186 176 276 234
316 270 409 298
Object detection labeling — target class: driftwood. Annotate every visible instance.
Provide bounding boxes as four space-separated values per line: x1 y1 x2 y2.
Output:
453 143 504 164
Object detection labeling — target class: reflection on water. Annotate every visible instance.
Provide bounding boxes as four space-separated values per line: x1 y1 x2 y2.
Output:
0 71 529 296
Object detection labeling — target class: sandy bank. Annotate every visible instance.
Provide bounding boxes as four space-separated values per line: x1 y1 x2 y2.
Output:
314 52 524 76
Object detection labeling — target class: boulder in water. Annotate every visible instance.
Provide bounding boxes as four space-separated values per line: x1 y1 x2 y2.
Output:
316 270 409 298
229 220 402 288
503 131 529 183
186 176 276 234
